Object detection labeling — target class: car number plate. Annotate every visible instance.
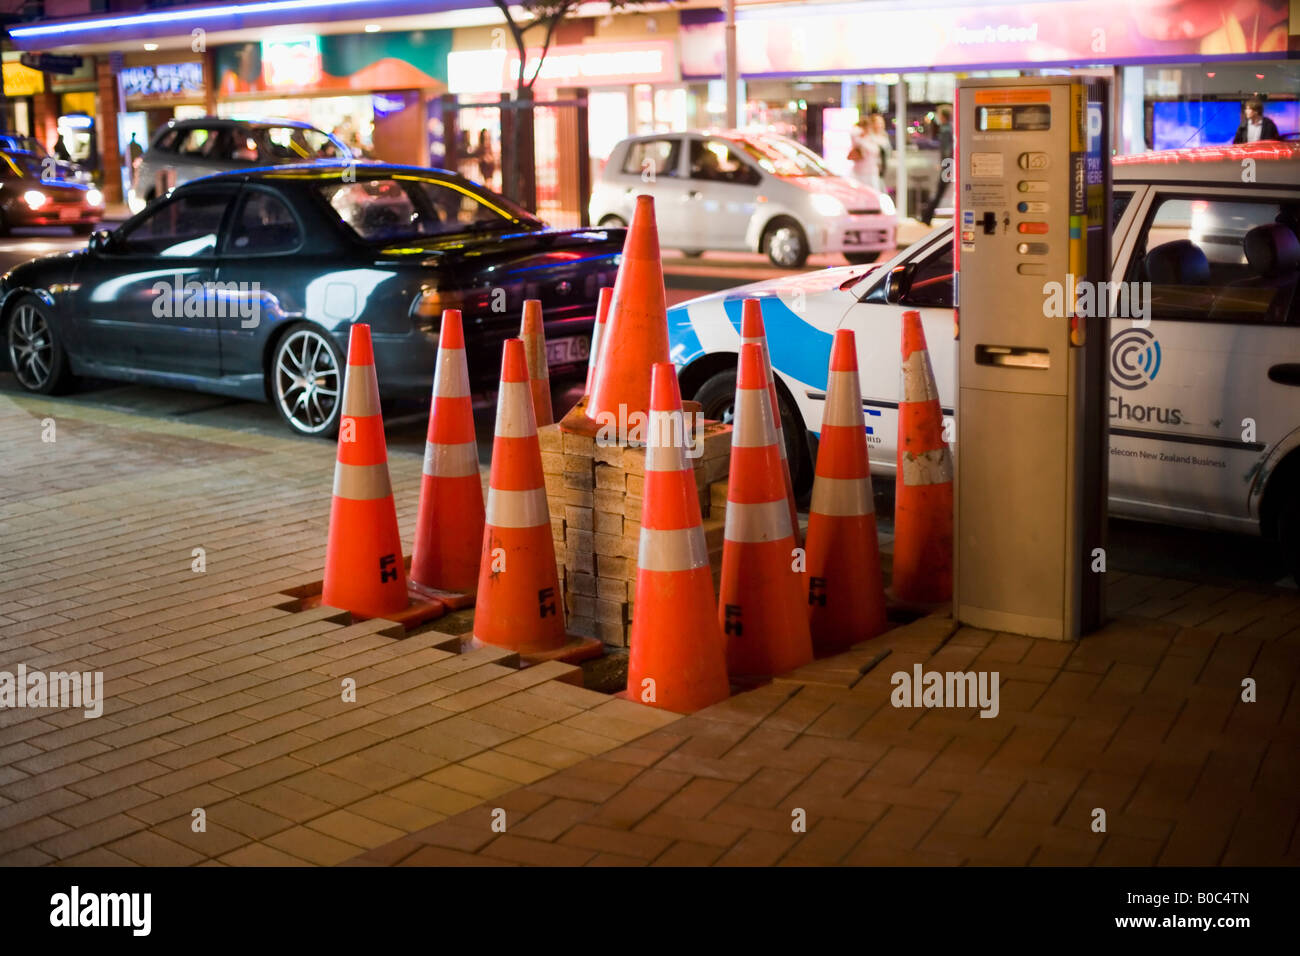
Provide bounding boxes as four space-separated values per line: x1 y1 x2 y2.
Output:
59 207 80 221
546 335 589 366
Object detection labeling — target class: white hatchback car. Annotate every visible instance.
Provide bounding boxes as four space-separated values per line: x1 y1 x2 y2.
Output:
667 142 1300 575
590 130 896 269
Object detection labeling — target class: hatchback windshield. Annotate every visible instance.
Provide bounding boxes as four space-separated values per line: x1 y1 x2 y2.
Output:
731 135 830 177
317 177 537 243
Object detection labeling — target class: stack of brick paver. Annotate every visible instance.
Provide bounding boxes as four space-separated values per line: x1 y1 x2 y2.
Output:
539 401 732 647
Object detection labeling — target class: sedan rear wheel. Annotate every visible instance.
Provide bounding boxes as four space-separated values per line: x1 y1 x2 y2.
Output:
6 296 74 394
271 324 343 438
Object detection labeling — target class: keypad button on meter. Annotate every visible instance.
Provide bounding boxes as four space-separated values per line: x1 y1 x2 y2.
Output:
1017 242 1049 255
1017 201 1048 214
1018 152 1050 170
1017 181 1049 192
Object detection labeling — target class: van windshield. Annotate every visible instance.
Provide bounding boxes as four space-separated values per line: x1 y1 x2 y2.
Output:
732 135 830 177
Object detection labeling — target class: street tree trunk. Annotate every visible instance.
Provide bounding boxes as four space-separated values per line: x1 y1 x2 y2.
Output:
503 86 538 212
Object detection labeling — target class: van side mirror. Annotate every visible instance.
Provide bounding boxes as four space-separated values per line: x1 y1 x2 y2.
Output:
87 229 113 255
886 262 916 304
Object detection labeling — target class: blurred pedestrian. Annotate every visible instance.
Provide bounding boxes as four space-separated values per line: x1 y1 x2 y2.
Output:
1233 98 1280 143
848 119 881 190
921 105 953 225
868 113 891 190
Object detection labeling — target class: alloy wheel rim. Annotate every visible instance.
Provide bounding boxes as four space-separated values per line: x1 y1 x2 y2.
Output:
770 227 802 267
8 304 53 390
275 329 340 433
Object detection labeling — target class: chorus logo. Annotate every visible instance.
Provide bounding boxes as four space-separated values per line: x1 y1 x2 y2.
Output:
1110 327 1161 391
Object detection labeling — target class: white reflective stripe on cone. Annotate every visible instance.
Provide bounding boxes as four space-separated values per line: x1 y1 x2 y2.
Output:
423 440 479 479
486 486 550 528
901 349 941 403
901 447 954 487
587 324 604 378
645 410 691 472
638 526 709 572
731 388 776 448
341 364 382 417
724 498 793 543
494 382 537 437
811 475 874 516
823 370 865 427
332 461 393 501
433 348 470 398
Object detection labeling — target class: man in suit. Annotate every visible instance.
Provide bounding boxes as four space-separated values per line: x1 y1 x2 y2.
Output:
1234 98 1280 144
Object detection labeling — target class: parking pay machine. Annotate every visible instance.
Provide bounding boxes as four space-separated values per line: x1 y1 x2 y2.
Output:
954 75 1110 641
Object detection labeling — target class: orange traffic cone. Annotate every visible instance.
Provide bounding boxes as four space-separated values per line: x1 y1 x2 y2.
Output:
893 310 953 605
520 299 553 427
586 195 671 425
410 309 485 596
804 329 887 653
626 362 731 712
474 338 601 662
719 343 814 679
584 286 613 396
740 298 800 546
322 324 408 618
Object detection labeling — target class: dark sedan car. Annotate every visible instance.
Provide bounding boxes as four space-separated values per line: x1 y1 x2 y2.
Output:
1 162 623 436
0 149 104 235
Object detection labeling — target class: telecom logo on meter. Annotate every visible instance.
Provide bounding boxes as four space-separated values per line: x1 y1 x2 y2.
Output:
1110 327 1162 390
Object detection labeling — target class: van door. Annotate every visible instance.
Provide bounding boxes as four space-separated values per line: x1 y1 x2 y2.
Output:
1107 190 1300 528
616 137 690 248
840 231 957 474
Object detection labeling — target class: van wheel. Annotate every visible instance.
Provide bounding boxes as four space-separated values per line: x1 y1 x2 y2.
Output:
693 365 812 497
1277 491 1300 584
763 217 809 269
599 215 627 229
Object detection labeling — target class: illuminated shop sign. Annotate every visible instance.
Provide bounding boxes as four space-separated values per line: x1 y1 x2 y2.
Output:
261 35 321 90
120 62 205 99
448 40 676 94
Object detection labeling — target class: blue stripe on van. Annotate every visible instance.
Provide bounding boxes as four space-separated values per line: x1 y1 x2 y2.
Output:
667 306 705 367
720 294 834 391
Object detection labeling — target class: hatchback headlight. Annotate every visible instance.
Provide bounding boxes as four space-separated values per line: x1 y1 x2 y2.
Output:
86 188 104 207
809 193 846 218
23 190 47 210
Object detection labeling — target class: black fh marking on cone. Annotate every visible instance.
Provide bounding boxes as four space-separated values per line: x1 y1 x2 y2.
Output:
539 587 556 618
379 554 398 583
809 576 827 607
724 604 743 636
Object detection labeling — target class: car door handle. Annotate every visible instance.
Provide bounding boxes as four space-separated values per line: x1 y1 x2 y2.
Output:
1268 364 1300 386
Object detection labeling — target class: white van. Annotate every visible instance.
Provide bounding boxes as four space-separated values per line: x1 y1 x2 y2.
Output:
590 130 896 268
666 143 1300 574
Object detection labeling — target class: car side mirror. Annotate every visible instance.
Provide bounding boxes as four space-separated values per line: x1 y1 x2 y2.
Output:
886 262 916 304
87 230 114 255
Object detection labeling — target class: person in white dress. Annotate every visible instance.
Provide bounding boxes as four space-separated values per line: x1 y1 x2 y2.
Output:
849 120 881 191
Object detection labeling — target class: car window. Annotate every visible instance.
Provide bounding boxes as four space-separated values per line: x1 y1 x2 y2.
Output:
689 139 761 186
1112 190 1134 231
1125 195 1300 324
903 238 954 308
258 126 339 161
622 139 680 179
226 190 301 255
153 130 179 153
318 177 518 243
116 190 232 257
176 128 213 158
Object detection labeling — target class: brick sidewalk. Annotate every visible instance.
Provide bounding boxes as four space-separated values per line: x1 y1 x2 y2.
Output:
2 390 1298 866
